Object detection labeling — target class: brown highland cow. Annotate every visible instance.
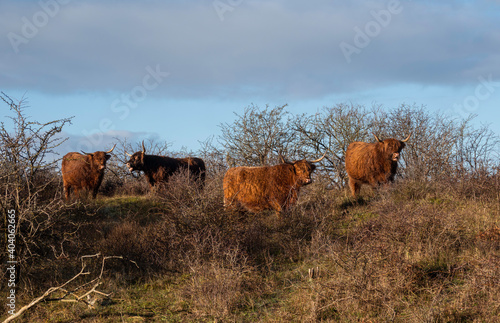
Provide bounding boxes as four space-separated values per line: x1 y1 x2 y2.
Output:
223 154 325 213
61 144 116 200
345 133 410 197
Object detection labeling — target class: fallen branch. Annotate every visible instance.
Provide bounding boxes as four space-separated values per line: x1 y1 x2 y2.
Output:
2 253 137 323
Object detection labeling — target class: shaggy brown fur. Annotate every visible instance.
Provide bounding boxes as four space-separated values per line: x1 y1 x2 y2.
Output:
223 159 320 213
126 151 205 189
345 134 409 197
61 146 114 200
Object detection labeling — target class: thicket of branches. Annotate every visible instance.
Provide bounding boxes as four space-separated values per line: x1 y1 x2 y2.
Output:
213 103 499 189
218 104 299 166
0 94 71 207
0 93 73 284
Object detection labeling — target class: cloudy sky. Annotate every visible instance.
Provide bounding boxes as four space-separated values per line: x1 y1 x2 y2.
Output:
1 0 500 155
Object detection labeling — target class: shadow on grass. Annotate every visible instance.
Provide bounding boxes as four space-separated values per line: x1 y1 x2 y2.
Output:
338 196 369 210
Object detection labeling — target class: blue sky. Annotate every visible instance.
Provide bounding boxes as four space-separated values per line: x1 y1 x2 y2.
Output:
1 0 499 155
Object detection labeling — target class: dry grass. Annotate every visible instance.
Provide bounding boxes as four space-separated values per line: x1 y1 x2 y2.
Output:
2 170 500 322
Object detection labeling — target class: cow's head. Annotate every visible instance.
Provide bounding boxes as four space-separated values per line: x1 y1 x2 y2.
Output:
126 141 146 172
81 144 115 170
287 153 326 186
373 133 411 162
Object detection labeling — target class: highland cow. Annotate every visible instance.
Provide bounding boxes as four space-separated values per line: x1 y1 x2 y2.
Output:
126 141 205 189
61 144 116 200
223 154 325 213
345 133 411 197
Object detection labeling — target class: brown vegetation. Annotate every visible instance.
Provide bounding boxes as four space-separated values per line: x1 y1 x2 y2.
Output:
1 98 500 322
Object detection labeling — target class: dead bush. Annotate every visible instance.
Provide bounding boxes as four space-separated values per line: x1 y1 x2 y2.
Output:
97 219 172 273
181 249 252 321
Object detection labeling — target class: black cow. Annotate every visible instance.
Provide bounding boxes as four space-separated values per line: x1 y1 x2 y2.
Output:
126 141 206 188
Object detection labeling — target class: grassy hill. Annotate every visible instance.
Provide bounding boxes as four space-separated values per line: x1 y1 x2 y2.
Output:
2 174 499 322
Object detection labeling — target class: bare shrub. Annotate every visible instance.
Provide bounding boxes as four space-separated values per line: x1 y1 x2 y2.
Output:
96 171 229 274
100 170 149 197
182 250 251 320
158 168 224 220
198 136 228 177
97 219 172 272
95 167 327 275
0 94 71 207
0 93 73 294
293 103 377 189
219 104 301 166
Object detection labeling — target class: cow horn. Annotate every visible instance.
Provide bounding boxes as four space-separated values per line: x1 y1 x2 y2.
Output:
373 133 383 142
401 133 412 142
125 151 132 157
106 143 116 153
310 152 326 163
278 153 287 164
80 150 91 155
141 141 146 154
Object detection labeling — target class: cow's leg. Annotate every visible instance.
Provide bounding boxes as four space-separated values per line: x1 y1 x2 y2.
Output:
199 170 206 190
73 188 80 199
387 173 396 182
349 177 360 197
64 185 71 200
92 188 98 199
